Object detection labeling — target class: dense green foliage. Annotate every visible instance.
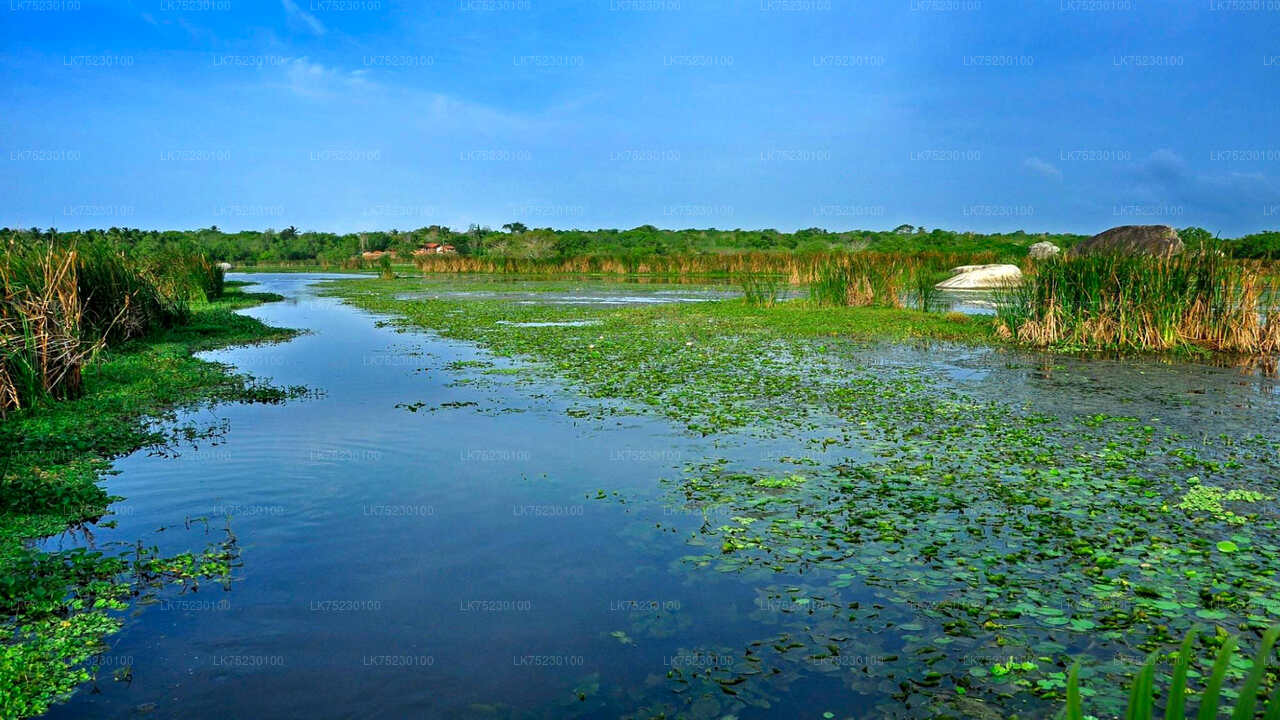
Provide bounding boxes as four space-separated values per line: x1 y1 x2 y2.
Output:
0 285 300 718
8 225 1279 266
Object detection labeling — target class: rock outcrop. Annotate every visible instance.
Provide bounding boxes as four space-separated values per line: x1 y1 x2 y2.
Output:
1028 241 1060 260
1071 225 1183 257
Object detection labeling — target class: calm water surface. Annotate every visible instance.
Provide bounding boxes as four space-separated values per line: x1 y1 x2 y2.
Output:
45 273 1278 719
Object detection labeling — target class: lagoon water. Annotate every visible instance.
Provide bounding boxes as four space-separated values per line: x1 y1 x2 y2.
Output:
45 274 1279 719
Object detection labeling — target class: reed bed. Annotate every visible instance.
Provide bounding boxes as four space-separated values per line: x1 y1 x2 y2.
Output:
996 253 1280 354
807 252 958 310
413 250 1000 283
1 237 222 416
0 240 90 413
735 271 784 307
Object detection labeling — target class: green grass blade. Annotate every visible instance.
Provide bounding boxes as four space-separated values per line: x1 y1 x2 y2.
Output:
1198 635 1238 720
1128 654 1156 720
1168 627 1199 720
1137 655 1156 720
1231 625 1280 720
1066 661 1083 720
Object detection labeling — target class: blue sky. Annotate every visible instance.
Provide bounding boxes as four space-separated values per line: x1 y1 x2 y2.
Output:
2 0 1278 235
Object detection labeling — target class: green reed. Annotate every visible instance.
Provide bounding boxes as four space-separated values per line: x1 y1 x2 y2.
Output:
1065 625 1280 720
735 271 783 307
997 252 1280 354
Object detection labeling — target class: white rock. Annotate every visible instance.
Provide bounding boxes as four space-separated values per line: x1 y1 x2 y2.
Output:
1028 241 1060 260
934 264 1023 290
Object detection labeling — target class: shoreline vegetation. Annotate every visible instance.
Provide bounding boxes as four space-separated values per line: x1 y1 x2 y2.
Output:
1 237 302 717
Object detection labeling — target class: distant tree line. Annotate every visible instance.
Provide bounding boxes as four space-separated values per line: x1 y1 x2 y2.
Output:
5 225 1278 263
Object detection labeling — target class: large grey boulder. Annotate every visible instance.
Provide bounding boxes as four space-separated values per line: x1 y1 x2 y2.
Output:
935 264 1023 290
1028 241 1060 260
1071 225 1183 257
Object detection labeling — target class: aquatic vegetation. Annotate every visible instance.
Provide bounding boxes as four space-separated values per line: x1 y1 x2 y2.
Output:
0 239 91 413
412 249 1000 285
1175 481 1271 525
996 252 1280 354
378 254 395 280
734 271 784 307
808 253 950 311
1064 625 1280 720
327 275 1280 719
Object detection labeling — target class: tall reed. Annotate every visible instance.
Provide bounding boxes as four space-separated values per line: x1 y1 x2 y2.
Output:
735 271 783 307
806 252 958 309
413 250 1001 283
996 252 1280 354
76 241 190 344
1 236 213 415
0 239 92 414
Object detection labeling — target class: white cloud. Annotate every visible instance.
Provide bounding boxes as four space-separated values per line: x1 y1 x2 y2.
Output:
1024 156 1063 180
282 0 326 36
283 58 369 99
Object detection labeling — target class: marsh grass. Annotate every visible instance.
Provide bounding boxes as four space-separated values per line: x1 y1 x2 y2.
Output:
378 255 396 280
74 241 190 344
413 249 1000 282
808 253 954 310
0 239 91 414
997 253 1280 354
735 271 783 307
1 237 220 415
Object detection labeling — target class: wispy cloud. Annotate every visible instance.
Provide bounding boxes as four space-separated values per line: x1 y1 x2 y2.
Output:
1024 157 1063 180
283 58 367 98
282 0 326 36
273 58 548 139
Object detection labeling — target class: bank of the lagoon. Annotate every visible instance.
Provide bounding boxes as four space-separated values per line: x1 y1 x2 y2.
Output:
15 273 1280 719
0 282 300 718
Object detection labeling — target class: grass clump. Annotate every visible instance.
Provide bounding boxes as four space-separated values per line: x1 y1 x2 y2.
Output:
735 272 784 307
1 236 226 416
378 254 396 280
807 252 950 310
996 252 1280 354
